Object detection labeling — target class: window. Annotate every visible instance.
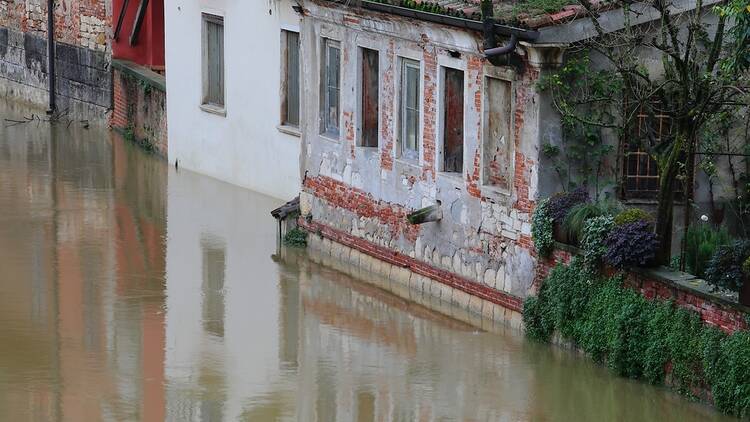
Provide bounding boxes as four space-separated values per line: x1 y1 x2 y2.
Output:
202 14 225 109
322 39 341 137
282 30 300 127
360 48 379 147
400 58 420 158
442 68 464 173
483 77 513 191
622 103 672 198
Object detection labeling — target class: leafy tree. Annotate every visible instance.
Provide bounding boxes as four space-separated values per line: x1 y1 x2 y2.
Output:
544 0 750 263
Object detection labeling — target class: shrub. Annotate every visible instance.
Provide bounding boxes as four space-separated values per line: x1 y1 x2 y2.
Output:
563 199 622 242
614 208 654 227
604 221 658 268
547 186 589 222
581 215 615 266
283 227 308 247
704 240 750 292
531 198 554 257
684 224 731 278
524 259 750 417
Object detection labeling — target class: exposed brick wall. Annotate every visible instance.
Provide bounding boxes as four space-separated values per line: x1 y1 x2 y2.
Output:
421 46 437 181
111 62 167 157
379 39 395 171
0 0 110 51
0 0 111 118
301 218 524 312
537 246 749 334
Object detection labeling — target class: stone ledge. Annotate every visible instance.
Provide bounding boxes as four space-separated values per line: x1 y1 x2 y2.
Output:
112 59 166 92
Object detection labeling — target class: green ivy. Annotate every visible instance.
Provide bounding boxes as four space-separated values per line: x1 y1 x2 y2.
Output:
580 215 614 267
531 198 554 257
283 227 308 247
524 258 750 416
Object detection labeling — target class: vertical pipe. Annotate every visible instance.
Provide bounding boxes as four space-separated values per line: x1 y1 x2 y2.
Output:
47 0 56 113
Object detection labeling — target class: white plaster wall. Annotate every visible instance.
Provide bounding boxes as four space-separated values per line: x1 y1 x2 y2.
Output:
165 0 302 200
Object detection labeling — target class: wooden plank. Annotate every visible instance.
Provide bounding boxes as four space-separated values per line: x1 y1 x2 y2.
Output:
113 0 130 41
129 0 149 46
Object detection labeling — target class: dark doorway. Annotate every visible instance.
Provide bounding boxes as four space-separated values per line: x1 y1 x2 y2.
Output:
361 48 379 148
443 68 464 173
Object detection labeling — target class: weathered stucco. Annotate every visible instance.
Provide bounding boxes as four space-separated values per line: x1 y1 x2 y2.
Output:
300 1 563 302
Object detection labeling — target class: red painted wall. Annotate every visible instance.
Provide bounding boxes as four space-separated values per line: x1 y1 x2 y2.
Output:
112 0 165 69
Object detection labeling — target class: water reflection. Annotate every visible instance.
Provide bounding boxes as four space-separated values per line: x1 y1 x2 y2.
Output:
0 98 738 422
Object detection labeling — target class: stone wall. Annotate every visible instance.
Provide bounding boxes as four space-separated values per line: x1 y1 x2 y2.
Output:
0 0 111 119
300 2 560 313
111 59 167 157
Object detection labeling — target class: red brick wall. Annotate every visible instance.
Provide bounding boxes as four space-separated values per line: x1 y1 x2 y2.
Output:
537 247 748 334
111 66 168 157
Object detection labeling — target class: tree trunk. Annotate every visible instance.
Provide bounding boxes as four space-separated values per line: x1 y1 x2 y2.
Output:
654 135 685 265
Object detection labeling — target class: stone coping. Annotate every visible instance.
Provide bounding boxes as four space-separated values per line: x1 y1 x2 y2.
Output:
111 59 166 92
553 241 750 315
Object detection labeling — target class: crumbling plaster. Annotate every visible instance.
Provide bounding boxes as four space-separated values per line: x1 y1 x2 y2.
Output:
300 1 565 298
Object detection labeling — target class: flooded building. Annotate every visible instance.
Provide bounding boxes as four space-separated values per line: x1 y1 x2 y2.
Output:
0 0 112 119
164 1 303 200
298 0 566 324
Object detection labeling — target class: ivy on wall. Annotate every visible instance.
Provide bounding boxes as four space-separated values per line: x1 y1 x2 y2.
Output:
524 258 750 417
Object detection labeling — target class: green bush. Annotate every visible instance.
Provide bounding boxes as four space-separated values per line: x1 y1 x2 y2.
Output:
705 240 750 292
613 208 654 226
684 224 731 278
283 227 308 247
531 198 554 257
523 258 750 416
563 199 622 242
580 215 615 267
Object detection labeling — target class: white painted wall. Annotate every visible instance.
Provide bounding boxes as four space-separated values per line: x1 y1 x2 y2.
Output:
165 0 302 200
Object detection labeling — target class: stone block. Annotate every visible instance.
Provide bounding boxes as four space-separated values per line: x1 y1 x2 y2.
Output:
484 268 496 287
468 295 483 316
452 289 471 309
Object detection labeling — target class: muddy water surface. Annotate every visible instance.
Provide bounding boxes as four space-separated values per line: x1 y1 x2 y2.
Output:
0 99 735 421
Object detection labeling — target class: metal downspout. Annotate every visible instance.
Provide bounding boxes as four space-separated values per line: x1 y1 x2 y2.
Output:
46 0 56 113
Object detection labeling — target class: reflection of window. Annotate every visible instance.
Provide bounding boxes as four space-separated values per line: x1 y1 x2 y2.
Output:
201 14 225 109
622 104 672 199
202 239 226 338
483 77 513 191
441 67 464 173
281 30 300 127
322 39 341 137
359 47 379 148
400 58 420 159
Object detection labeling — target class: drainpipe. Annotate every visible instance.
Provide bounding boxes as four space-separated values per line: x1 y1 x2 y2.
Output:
46 0 56 113
481 0 518 59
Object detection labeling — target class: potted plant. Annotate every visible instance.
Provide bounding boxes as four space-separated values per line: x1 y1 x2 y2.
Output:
705 240 750 306
547 187 589 245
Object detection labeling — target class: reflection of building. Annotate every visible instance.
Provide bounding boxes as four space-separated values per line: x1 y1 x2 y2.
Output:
0 103 167 421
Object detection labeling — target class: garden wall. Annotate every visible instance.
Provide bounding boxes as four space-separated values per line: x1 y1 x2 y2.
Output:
538 244 749 333
111 59 167 157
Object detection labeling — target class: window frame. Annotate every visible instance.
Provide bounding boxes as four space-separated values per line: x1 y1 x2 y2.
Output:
200 13 226 115
481 71 516 195
399 57 421 161
357 46 380 148
439 66 465 174
320 38 341 139
280 29 301 129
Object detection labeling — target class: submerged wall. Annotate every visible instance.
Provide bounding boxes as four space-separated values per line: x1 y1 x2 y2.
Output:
0 0 112 120
299 2 563 314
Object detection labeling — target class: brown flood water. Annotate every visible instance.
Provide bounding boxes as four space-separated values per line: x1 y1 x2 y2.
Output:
0 98 736 421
